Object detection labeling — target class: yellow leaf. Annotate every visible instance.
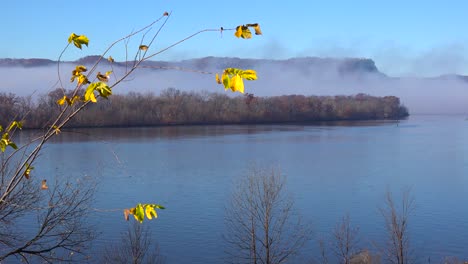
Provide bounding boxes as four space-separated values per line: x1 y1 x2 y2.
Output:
58 95 80 106
230 74 244 93
75 65 87 73
134 204 145 223
84 85 98 103
215 73 221 84
70 95 80 105
124 209 130 221
24 164 33 179
57 96 67 106
78 75 90 85
9 121 22 130
24 170 30 179
52 125 61 135
246 23 262 35
234 26 242 38
241 27 252 39
68 33 78 44
253 24 262 35
71 66 89 84
68 34 89 49
76 35 89 47
139 45 149 51
108 56 114 63
145 205 158 220
222 73 230 90
89 93 97 103
220 68 257 93
241 69 258 80
224 68 242 75
97 72 109 82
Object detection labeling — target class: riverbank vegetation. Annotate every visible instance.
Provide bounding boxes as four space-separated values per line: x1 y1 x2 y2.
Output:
0 89 408 129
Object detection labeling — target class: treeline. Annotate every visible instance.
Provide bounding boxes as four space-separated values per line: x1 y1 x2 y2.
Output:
0 88 408 129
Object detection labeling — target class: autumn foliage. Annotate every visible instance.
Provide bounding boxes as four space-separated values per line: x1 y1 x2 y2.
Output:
0 90 408 129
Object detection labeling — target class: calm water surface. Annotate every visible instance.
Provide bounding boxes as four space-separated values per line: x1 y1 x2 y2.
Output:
32 115 468 263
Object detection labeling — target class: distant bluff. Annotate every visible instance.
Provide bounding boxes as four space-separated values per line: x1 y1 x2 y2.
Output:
0 56 383 76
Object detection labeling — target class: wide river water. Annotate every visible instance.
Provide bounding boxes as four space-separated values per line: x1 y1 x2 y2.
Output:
30 115 468 263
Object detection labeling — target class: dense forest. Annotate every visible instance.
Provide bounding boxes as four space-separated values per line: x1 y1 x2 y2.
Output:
0 88 408 129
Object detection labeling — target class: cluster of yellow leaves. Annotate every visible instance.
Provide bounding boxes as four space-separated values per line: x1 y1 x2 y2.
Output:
63 63 113 104
234 23 262 39
84 82 112 103
216 68 257 93
70 65 90 85
0 132 17 152
64 35 113 104
0 121 22 152
124 203 165 223
68 33 89 49
215 23 262 92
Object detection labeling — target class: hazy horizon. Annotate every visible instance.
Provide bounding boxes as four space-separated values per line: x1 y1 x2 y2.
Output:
1 57 468 115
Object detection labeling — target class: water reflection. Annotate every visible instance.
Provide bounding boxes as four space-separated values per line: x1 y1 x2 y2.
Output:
13 116 468 263
18 120 401 144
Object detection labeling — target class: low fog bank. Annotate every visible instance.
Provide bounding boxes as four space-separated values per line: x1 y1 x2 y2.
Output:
1 62 468 114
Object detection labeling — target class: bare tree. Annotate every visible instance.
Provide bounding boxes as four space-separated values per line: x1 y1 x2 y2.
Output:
0 177 94 262
101 222 164 264
224 166 312 264
314 215 375 264
380 189 415 264
332 214 360 264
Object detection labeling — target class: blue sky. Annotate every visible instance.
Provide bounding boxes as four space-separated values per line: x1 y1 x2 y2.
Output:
1 0 467 76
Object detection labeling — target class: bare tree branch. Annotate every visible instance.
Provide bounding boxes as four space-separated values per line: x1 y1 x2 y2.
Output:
0 178 95 262
380 188 415 264
332 214 360 264
224 166 312 264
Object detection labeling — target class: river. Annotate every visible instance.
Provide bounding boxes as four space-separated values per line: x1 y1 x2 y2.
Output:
30 115 468 263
